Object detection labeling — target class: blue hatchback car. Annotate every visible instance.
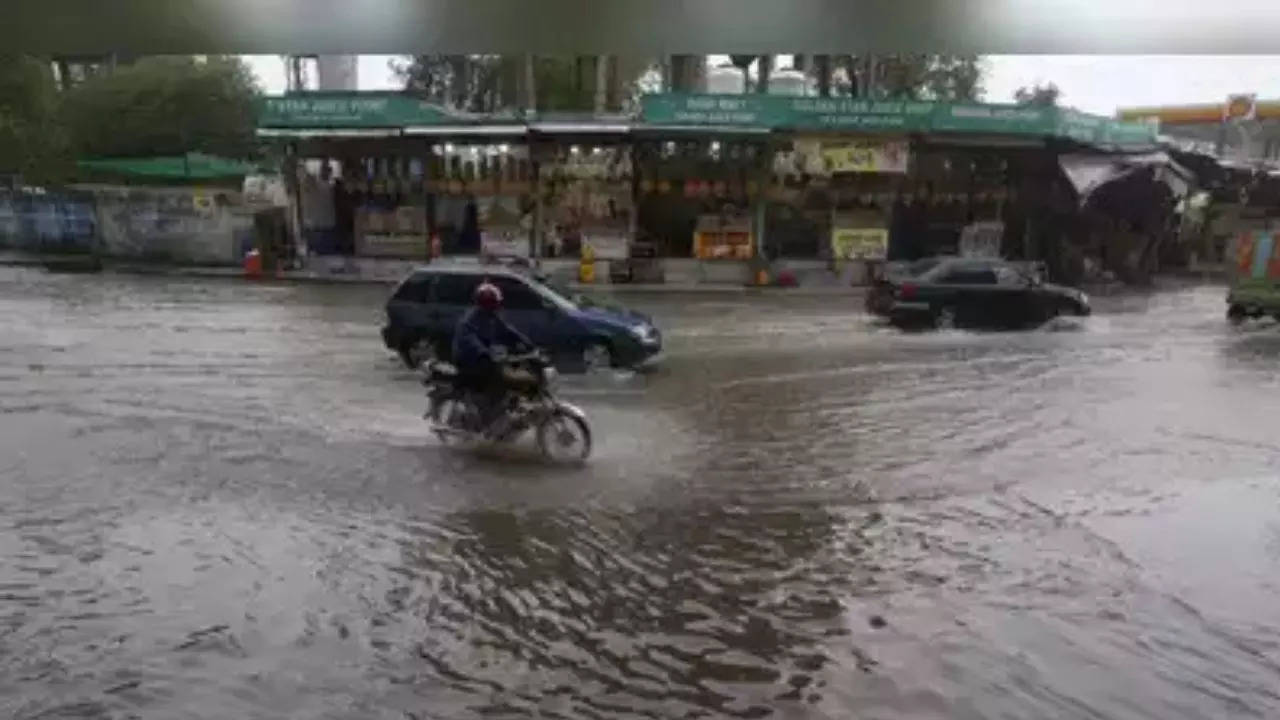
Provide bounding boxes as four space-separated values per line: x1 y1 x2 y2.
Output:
382 266 663 372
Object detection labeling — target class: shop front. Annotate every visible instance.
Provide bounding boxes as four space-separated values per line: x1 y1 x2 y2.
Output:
764 135 910 283
631 128 772 283
406 132 534 260
638 93 1161 284
529 122 634 273
257 92 530 269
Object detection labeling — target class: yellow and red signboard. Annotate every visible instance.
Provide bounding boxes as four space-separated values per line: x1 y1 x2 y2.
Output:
820 139 910 174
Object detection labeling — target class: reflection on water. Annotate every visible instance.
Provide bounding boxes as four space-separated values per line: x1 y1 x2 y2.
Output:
2 269 1280 718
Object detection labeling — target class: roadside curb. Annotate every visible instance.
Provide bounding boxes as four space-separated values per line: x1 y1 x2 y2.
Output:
1 254 869 295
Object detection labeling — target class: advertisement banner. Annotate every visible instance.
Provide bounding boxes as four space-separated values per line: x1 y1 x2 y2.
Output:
583 233 629 260
959 221 1005 258
831 227 888 260
821 140 909 174
360 233 426 258
480 228 529 258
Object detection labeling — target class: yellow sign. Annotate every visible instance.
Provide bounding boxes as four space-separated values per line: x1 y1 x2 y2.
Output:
831 227 888 260
821 140 909 174
1225 94 1256 122
191 191 216 217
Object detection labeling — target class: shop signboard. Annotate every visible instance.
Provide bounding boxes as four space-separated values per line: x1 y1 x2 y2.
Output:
959 221 1005 258
830 227 888 260
258 92 494 128
360 233 426 258
583 233 629 260
821 139 909 174
480 228 529 258
639 94 1160 149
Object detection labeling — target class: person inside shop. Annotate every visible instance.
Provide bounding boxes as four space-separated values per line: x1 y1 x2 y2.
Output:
452 281 536 438
299 160 336 256
332 173 356 258
460 193 481 254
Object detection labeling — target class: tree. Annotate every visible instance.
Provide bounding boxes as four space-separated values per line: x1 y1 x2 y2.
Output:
60 56 260 160
728 55 755 93
824 54 983 101
0 56 71 184
1014 82 1060 107
395 54 656 113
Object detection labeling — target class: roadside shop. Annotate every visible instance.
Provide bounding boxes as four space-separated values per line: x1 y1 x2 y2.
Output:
256 92 530 266
255 91 1165 286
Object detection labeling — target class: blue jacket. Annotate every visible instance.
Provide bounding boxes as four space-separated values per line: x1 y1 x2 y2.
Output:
452 307 532 373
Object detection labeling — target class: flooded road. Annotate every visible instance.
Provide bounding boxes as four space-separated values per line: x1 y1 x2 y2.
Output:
3 267 1280 719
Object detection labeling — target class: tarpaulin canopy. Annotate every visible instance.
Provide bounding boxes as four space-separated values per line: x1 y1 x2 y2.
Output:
77 152 259 180
1059 151 1194 206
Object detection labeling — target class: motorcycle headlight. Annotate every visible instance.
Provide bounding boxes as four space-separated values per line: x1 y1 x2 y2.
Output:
541 366 559 387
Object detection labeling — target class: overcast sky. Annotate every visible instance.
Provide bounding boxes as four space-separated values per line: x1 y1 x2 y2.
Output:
242 55 1280 117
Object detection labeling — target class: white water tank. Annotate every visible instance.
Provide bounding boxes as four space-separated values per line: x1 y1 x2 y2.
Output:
769 69 809 96
316 55 358 91
707 65 747 94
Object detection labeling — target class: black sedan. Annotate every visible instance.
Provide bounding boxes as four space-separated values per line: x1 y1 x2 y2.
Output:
883 258 1091 330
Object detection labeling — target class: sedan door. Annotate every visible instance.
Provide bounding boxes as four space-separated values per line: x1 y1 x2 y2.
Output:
990 263 1039 327
930 263 1000 326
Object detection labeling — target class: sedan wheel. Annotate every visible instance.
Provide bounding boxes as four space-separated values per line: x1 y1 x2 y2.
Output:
401 337 437 369
934 306 957 330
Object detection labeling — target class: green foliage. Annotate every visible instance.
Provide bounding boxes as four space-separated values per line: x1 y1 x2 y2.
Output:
0 56 71 184
394 54 657 113
1014 83 1061 107
824 54 983 101
61 55 260 160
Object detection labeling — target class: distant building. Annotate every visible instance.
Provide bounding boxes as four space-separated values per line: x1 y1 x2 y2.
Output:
50 54 136 90
1117 97 1280 164
285 55 357 92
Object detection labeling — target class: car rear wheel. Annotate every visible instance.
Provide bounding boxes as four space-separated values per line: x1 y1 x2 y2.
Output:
933 305 957 330
400 337 439 369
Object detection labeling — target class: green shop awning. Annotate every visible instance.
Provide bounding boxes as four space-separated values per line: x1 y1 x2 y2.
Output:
77 152 259 180
639 94 1160 151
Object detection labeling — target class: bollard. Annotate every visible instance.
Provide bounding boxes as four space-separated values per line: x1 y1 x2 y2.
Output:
578 244 596 284
243 248 263 279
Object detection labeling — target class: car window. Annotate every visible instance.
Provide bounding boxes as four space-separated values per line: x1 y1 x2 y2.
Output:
488 276 545 311
939 267 998 285
391 272 433 303
433 273 481 305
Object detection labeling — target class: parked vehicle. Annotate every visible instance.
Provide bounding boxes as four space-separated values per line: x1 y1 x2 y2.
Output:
423 350 592 462
865 256 952 316
383 266 663 371
884 257 1091 330
1226 229 1280 324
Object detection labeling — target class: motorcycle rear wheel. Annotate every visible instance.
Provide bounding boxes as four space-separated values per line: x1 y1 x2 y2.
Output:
431 397 472 445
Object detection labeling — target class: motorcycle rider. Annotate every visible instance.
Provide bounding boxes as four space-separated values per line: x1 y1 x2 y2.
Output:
452 281 536 437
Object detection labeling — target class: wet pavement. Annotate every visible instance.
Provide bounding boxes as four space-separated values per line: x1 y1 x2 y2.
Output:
2 266 1280 719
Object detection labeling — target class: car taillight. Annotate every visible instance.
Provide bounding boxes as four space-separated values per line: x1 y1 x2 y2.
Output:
897 283 918 300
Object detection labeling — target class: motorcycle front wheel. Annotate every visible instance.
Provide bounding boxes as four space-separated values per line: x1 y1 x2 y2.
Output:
535 408 592 463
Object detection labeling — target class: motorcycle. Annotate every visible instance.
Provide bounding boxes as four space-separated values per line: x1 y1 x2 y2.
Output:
422 350 593 462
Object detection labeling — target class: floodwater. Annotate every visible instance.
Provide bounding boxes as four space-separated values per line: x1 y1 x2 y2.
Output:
2 267 1280 720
